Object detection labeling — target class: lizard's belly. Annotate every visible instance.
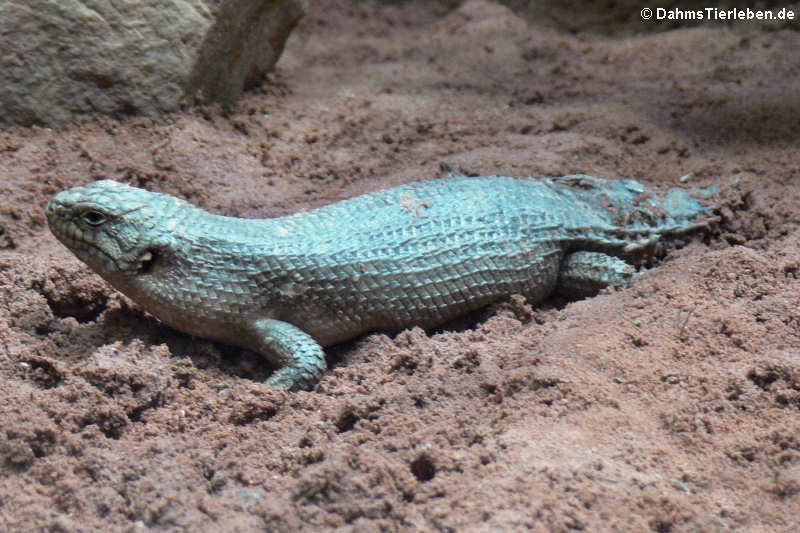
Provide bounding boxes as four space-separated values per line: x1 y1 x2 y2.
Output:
279 244 565 345
109 238 565 347
110 275 264 343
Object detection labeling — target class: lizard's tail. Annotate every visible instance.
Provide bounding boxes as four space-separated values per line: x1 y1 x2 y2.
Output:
660 184 719 229
553 174 718 233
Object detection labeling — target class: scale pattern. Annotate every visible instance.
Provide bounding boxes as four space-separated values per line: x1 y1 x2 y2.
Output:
46 175 715 389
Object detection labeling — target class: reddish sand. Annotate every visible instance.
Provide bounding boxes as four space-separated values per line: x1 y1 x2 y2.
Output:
1 1 798 531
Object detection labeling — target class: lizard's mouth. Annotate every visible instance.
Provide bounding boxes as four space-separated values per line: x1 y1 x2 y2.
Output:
48 221 126 275
51 224 121 272
49 217 158 276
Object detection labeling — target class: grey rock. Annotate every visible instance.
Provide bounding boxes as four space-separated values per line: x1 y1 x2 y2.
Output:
0 0 304 127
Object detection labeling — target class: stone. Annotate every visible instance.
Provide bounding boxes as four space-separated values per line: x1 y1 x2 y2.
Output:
0 0 305 127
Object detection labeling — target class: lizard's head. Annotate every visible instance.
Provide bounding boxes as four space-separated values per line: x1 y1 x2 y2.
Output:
46 180 187 279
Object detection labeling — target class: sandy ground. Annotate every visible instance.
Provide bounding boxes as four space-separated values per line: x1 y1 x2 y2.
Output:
1 1 799 531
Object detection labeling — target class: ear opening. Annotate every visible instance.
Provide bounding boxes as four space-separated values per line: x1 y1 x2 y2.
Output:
138 249 158 274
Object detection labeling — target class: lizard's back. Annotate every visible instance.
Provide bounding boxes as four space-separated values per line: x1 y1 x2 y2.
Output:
225 175 708 343
274 177 569 341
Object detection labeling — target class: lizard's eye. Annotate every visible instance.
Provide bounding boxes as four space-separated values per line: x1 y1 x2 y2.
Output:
81 210 107 226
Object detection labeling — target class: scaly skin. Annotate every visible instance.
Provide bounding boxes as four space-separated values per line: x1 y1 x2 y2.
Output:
45 175 715 389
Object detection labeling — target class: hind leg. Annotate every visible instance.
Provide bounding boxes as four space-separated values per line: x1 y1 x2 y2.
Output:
557 251 635 299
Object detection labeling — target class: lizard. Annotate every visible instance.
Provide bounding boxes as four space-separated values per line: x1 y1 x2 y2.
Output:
45 175 717 390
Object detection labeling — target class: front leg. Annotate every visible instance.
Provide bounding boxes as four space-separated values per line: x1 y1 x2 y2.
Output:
249 318 327 390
